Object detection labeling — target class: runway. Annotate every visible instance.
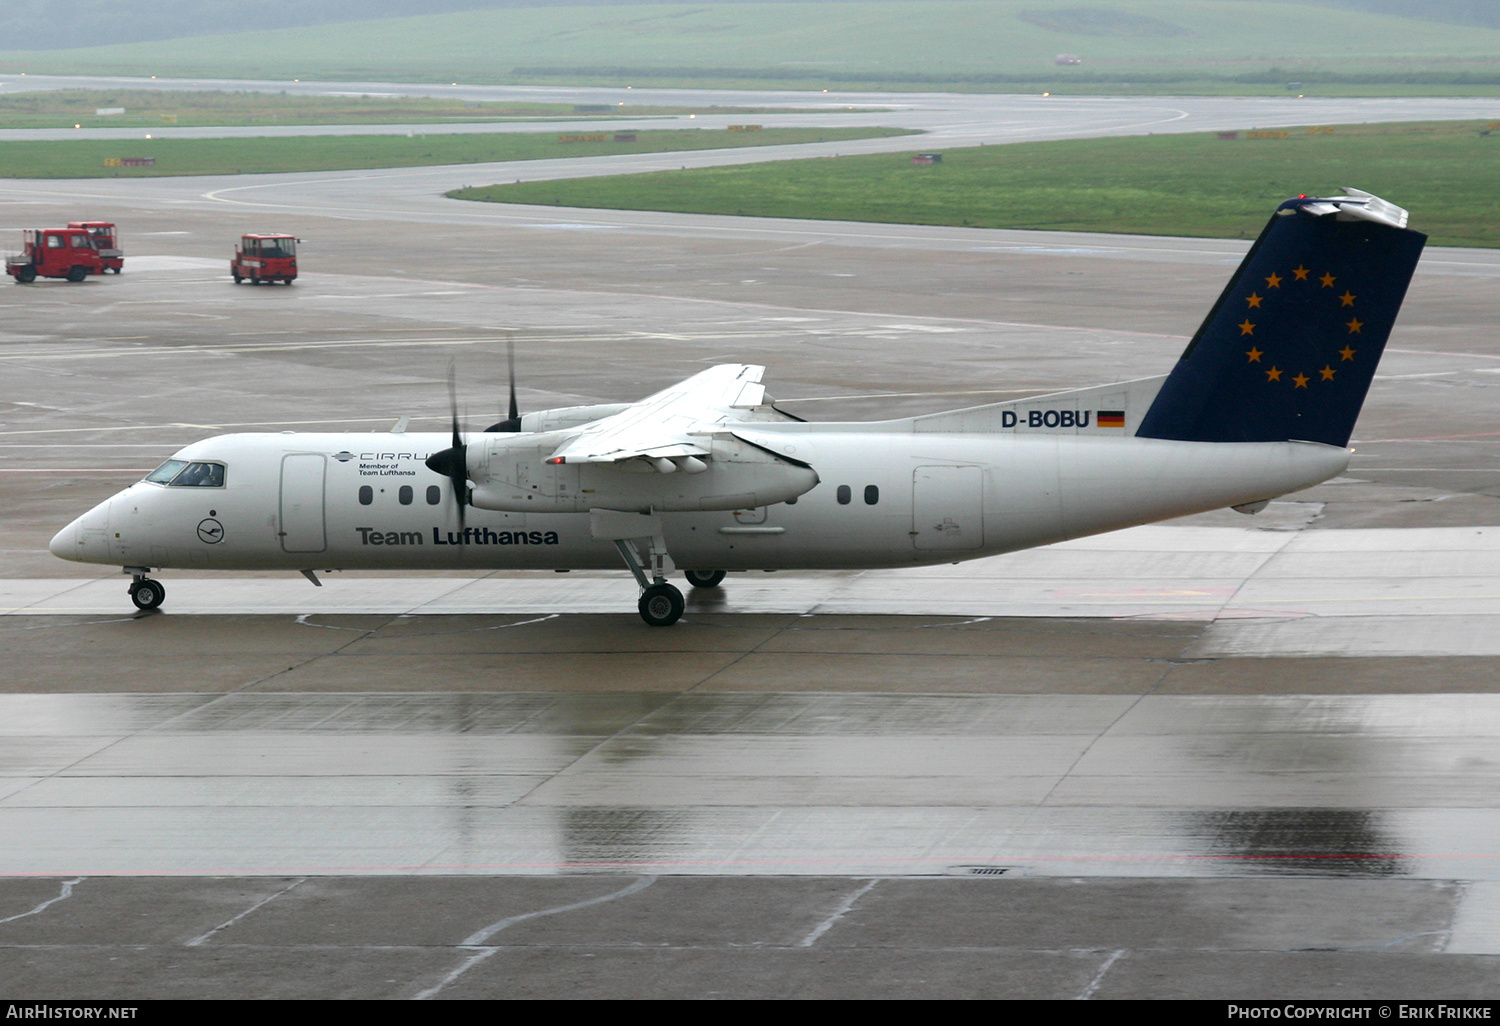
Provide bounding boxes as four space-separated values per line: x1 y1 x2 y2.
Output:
1 79 1498 997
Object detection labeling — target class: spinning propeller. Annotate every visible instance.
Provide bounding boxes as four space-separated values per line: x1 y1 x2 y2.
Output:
423 362 471 532
485 339 522 433
425 342 526 533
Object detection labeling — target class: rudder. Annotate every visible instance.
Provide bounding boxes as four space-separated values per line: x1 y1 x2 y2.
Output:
1136 190 1426 447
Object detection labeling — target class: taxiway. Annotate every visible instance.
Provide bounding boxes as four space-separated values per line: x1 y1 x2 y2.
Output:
0 83 1497 998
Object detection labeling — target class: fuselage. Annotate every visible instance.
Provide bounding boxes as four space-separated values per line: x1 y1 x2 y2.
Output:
51 426 1350 574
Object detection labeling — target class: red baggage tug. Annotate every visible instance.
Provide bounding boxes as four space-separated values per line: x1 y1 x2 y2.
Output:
67 222 124 273
6 227 109 283
232 233 299 285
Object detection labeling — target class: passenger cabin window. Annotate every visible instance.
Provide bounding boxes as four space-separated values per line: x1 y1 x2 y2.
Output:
144 460 225 487
358 485 373 505
46 235 64 248
865 485 880 505
71 235 93 249
836 485 851 505
426 485 441 505
399 485 413 505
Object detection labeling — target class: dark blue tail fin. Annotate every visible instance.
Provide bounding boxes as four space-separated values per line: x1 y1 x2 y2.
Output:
1136 190 1426 447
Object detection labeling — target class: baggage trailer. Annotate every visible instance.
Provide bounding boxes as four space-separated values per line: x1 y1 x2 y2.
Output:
67 222 124 273
232 234 298 285
7 228 108 283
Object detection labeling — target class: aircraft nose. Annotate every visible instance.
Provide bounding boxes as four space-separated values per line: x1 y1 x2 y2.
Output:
50 500 112 564
48 523 73 560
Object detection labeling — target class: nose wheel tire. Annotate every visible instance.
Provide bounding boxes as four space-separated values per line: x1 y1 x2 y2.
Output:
129 579 165 611
684 570 726 589
638 583 685 627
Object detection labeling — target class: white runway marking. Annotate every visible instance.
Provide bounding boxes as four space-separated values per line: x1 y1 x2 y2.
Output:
414 875 656 999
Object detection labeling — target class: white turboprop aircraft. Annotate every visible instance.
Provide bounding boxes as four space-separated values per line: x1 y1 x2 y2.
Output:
52 190 1426 626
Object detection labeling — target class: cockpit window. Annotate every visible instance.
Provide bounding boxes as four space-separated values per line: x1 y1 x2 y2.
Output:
145 460 187 484
174 462 225 487
144 460 226 487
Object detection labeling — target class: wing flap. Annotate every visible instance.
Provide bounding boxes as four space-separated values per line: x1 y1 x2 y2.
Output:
548 364 764 465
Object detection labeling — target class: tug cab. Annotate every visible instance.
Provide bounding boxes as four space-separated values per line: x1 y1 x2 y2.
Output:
232 234 298 285
67 222 123 273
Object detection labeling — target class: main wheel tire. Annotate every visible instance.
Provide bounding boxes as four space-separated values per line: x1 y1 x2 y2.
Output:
638 583 685 627
16 266 36 283
233 274 242 284
67 266 88 282
684 570 727 589
129 579 165 611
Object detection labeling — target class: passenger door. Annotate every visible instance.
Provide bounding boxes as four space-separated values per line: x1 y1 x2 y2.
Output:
279 454 327 553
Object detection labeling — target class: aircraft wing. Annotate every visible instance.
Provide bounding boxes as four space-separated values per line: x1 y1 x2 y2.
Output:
546 364 767 465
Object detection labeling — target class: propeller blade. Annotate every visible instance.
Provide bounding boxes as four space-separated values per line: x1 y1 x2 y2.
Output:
508 338 519 422
425 362 469 536
448 362 463 451
485 337 523 432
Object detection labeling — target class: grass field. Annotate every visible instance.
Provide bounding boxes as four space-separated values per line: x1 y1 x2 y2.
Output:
451 120 1500 248
0 89 829 130
4 1 1500 94
0 126 913 179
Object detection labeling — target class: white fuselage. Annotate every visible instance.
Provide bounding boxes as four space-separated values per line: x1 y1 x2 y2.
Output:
51 426 1350 574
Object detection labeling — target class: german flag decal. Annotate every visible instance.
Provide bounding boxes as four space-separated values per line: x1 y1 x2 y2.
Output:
1097 410 1126 428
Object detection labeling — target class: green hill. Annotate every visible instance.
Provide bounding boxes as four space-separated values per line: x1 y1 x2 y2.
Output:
4 1 1500 92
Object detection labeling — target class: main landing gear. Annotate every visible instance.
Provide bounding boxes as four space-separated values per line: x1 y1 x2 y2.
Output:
126 569 165 611
594 510 728 627
611 533 685 627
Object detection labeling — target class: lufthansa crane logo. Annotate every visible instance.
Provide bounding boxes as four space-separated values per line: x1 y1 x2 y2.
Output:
197 518 224 544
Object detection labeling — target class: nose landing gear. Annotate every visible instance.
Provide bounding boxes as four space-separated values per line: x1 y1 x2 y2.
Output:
638 582 686 627
126 570 165 611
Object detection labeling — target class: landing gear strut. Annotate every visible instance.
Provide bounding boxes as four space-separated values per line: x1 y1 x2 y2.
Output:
592 510 686 627
613 536 684 627
127 572 165 611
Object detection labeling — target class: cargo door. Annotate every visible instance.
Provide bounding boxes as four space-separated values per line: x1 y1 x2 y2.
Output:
279 453 327 553
912 466 984 550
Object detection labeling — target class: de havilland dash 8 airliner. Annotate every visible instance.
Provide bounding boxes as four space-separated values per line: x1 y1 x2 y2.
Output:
51 190 1426 626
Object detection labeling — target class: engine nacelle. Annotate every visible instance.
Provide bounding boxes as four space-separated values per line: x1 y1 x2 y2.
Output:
468 433 818 513
515 403 633 433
